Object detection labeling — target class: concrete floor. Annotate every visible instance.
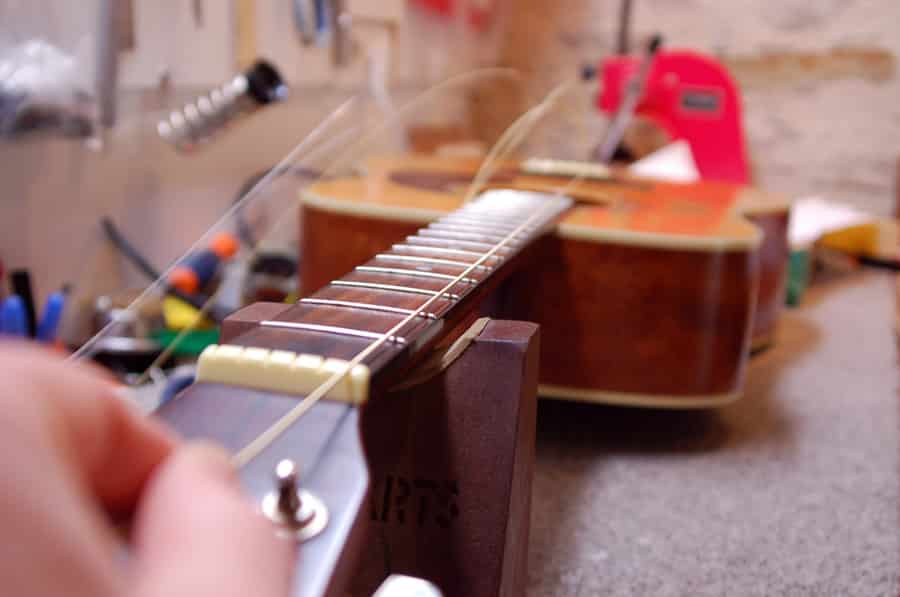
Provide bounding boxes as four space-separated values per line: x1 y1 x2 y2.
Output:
527 273 899 596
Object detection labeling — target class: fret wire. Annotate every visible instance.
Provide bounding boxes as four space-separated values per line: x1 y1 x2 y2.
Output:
445 207 526 219
355 265 477 284
232 196 571 468
375 253 493 271
259 320 406 344
429 222 528 238
457 205 542 216
418 228 515 243
299 297 438 319
443 214 524 227
391 244 502 261
419 229 519 245
442 207 527 221
405 236 509 252
462 199 539 209
451 211 530 223
438 218 522 232
332 280 461 300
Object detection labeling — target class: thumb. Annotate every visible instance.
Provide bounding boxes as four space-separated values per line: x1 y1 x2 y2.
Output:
131 443 295 597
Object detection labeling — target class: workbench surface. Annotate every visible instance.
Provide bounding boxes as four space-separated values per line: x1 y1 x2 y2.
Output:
528 272 899 596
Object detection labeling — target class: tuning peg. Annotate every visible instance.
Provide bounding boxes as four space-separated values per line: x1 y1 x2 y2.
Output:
261 459 328 541
275 460 307 522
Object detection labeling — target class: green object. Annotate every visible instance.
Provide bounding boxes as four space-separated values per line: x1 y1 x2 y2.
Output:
151 327 220 357
786 248 810 307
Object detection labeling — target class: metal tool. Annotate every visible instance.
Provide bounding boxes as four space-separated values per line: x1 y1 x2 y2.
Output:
95 0 120 129
616 0 633 54
595 34 662 164
192 0 204 28
292 0 320 44
292 0 353 67
157 60 287 151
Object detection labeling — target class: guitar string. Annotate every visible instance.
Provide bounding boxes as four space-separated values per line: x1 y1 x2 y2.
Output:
73 69 524 369
232 195 570 468
232 76 595 468
71 98 359 364
461 78 577 206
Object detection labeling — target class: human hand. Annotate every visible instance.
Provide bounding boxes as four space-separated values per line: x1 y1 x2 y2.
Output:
0 342 294 596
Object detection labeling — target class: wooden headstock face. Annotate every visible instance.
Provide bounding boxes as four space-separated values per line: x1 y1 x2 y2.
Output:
156 383 369 597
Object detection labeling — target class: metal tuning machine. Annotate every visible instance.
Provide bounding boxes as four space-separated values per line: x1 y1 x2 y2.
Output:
261 459 328 541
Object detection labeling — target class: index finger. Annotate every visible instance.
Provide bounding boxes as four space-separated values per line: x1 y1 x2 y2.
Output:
0 342 177 514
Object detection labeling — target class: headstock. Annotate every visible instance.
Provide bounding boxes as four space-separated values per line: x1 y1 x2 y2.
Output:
156 383 369 597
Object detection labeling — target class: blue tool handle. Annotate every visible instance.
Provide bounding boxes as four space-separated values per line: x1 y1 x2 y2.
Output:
36 291 66 343
1 296 28 337
185 250 220 286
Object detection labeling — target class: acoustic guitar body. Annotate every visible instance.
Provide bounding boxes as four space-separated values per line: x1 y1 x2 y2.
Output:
300 155 790 408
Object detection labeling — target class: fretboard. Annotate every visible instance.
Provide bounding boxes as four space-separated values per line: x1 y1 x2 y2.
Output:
228 189 572 390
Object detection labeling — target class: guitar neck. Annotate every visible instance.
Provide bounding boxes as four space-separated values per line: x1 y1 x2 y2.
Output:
228 189 571 390
156 189 569 597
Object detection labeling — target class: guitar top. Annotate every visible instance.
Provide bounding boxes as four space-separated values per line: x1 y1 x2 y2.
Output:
304 154 789 252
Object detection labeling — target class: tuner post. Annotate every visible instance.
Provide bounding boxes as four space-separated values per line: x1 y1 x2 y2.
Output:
275 460 304 520
261 459 329 542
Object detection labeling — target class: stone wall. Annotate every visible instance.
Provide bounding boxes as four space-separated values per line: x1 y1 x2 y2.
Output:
481 0 899 213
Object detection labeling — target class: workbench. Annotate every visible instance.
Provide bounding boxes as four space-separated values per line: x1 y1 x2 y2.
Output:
528 272 898 596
